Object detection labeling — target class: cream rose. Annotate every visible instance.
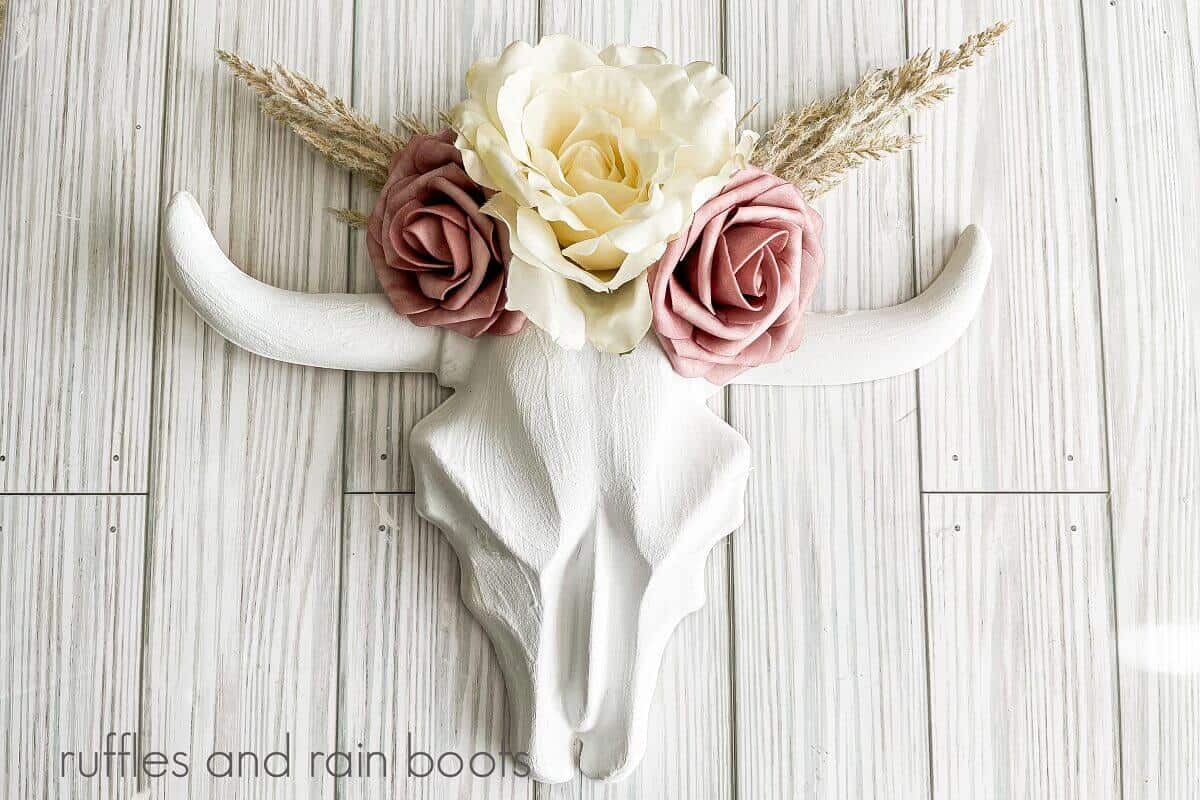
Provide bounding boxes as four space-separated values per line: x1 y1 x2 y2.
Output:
450 35 757 352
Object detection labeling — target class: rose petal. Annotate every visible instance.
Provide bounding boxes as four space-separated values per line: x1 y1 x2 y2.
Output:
504 255 588 349
449 34 755 351
598 44 669 67
569 272 653 354
367 130 526 337
649 165 826 383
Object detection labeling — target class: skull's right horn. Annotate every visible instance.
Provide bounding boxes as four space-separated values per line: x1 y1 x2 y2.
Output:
734 225 992 386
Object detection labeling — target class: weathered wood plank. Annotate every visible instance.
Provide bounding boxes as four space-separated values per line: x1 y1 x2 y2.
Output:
341 3 538 797
924 493 1119 799
140 3 352 797
338 494 529 799
344 0 537 492
0 0 167 491
539 0 720 57
726 3 930 798
1082 0 1200 795
535 2 732 796
908 3 1108 492
0 495 145 799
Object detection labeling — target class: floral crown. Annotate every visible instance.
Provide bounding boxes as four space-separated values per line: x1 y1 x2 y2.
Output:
218 22 1007 385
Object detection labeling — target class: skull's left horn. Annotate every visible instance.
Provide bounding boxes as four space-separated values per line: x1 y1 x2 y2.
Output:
163 191 469 380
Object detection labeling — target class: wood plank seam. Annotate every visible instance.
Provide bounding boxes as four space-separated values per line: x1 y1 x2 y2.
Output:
0 491 150 497
923 490 1111 496
719 0 740 797
333 0 359 788
134 1 176 792
1074 1 1127 797
901 6 940 799
1079 1 1200 795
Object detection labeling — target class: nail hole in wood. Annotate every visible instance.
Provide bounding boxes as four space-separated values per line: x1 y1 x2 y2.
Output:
378 525 386 532
1070 525 1078 532
0 455 6 463
109 526 117 533
951 454 960 462
1066 454 1075 462
112 454 120 462
954 525 962 532
380 453 388 461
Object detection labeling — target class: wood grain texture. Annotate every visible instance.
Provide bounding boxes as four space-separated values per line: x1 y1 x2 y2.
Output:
730 382 930 800
536 2 731 796
540 0 719 57
342 2 537 794
0 495 145 799
1082 1 1200 796
924 494 1119 799
338 494 530 799
344 0 537 492
1 0 1198 796
0 0 167 491
140 2 352 797
908 2 1108 492
726 2 930 798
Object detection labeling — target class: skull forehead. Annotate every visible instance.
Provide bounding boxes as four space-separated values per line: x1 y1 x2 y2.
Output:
483 325 706 412
411 327 751 567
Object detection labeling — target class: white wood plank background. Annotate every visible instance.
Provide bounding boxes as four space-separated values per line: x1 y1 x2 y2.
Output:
1083 1 1200 796
0 496 145 800
0 0 166 492
727 2 930 798
140 3 352 798
1 0 1198 797
923 494 1119 799
339 494 525 800
910 0 1109 493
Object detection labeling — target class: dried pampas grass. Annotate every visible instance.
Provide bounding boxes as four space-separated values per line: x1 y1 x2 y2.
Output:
217 50 423 190
751 21 1010 199
218 21 1008 226
328 207 370 229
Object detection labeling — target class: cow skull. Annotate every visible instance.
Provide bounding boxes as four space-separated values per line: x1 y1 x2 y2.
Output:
163 191 992 782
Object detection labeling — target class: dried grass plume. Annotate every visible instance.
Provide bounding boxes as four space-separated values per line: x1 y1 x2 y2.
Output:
752 21 1010 199
216 50 425 190
328 207 370 229
218 22 1008 225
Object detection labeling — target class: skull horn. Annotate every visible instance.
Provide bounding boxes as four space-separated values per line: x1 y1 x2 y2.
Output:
166 190 990 388
734 225 993 386
162 191 468 379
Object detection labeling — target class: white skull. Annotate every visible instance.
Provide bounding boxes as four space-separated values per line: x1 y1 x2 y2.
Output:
163 191 991 782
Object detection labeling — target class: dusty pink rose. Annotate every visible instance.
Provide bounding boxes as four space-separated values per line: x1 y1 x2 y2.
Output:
649 167 824 383
367 130 525 337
